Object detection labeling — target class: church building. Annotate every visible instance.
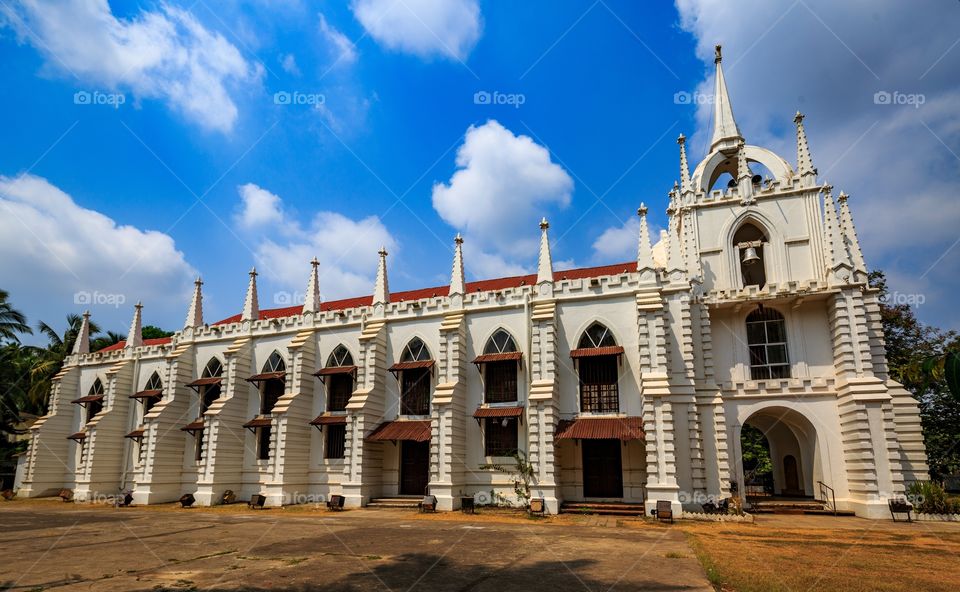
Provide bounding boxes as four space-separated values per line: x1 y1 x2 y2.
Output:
18 47 928 518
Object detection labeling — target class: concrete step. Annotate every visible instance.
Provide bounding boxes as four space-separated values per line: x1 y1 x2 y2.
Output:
367 496 422 509
560 502 646 517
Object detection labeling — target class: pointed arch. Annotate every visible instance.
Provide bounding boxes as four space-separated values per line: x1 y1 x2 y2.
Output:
197 357 223 416
139 371 164 413
85 378 104 423
326 344 354 368
484 328 518 354
720 209 785 290
401 337 432 362
262 350 286 373
577 322 618 349
202 357 223 378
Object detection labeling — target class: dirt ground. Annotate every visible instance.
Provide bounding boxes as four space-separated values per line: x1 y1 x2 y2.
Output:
0 500 711 591
679 514 960 592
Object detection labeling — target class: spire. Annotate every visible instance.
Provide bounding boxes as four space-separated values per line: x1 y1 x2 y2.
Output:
126 302 143 349
242 267 259 321
794 111 817 183
665 220 685 275
449 234 465 296
678 134 692 196
737 140 754 204
710 44 743 152
72 310 91 355
637 203 656 273
536 218 554 285
822 186 852 277
302 258 321 314
373 246 390 306
837 192 867 275
184 277 204 329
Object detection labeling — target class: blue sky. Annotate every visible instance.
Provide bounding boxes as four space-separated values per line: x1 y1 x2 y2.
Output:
2 0 959 340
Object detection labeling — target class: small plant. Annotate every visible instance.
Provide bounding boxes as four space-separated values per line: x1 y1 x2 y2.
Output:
480 450 537 507
907 481 960 514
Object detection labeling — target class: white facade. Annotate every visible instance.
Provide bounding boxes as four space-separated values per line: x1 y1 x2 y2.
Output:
18 47 928 518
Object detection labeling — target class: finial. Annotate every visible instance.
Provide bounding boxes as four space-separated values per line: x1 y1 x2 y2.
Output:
135 301 143 310
454 233 463 245
540 217 549 230
714 44 722 64
195 276 203 286
310 257 319 269
249 267 257 277
794 111 804 124
378 245 388 257
837 191 848 203
83 310 91 319
677 133 686 145
637 202 648 216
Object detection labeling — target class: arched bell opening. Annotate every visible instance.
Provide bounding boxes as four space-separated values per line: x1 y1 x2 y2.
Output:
733 223 768 288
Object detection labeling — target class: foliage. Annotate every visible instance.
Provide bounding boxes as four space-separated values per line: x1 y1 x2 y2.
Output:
0 289 31 343
870 271 960 480
906 480 960 514
740 424 772 483
142 325 174 340
479 450 537 506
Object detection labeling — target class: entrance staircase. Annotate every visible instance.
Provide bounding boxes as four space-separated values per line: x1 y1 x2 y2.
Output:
559 502 646 517
367 495 421 509
748 497 854 516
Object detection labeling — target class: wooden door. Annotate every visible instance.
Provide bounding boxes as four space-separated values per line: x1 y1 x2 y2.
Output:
582 439 623 498
783 454 800 493
400 440 430 495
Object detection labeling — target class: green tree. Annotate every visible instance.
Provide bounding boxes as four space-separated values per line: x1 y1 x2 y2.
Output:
142 325 173 340
28 314 102 413
870 270 960 480
0 289 31 343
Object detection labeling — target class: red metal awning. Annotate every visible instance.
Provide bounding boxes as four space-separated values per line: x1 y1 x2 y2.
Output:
472 406 524 419
180 419 205 434
472 352 523 364
314 365 358 376
186 376 222 389
570 346 625 359
366 420 431 442
243 417 273 429
71 395 104 405
555 417 644 441
129 389 162 400
67 431 88 441
388 360 435 372
246 371 286 383
125 428 146 440
310 414 348 427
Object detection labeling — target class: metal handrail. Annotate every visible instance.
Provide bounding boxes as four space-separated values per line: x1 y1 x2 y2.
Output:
817 481 836 516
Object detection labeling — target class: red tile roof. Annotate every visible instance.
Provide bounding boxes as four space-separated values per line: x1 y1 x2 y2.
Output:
314 365 357 376
243 417 273 429
388 360 435 372
129 389 163 399
366 419 431 442
181 419 204 433
556 416 644 441
186 377 222 388
98 337 172 352
213 261 637 325
570 346 626 358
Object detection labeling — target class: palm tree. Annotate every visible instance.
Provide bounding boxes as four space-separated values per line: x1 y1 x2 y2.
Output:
90 331 125 352
28 314 102 412
0 289 31 343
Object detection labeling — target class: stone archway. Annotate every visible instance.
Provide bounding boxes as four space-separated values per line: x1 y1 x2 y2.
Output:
737 406 822 499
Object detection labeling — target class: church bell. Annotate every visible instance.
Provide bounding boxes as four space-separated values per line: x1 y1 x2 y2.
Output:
741 246 760 266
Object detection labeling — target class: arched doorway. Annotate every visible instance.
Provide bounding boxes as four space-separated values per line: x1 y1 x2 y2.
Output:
737 406 820 500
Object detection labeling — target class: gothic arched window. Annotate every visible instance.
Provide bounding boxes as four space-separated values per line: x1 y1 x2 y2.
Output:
324 345 355 413
143 371 163 414
199 358 223 414
482 329 519 404
398 338 432 415
746 307 790 379
256 351 286 460
575 323 620 414
86 378 104 423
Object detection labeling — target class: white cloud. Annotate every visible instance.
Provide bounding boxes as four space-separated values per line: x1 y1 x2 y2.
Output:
235 184 397 302
592 215 666 264
237 183 285 229
4 0 262 133
0 174 197 334
280 53 301 76
351 0 481 60
674 0 960 328
432 120 573 278
319 13 358 66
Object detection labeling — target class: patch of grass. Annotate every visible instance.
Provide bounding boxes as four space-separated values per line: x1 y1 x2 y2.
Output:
284 557 307 566
663 552 689 559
